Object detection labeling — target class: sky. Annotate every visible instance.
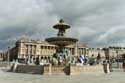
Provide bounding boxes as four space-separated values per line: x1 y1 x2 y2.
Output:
0 0 125 50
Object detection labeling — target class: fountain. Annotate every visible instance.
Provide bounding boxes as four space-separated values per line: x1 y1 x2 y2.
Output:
45 19 78 65
10 19 105 75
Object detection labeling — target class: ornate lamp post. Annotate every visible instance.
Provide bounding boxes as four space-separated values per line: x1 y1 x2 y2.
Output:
116 50 119 68
7 47 10 67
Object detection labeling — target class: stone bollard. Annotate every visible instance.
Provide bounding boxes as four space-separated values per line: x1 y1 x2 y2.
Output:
109 62 113 72
103 63 110 73
123 60 125 72
10 63 15 72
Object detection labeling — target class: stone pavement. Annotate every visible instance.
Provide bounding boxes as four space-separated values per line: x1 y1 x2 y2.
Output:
0 68 125 83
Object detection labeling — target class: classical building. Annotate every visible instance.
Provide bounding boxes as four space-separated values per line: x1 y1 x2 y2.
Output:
87 48 105 59
7 38 88 62
0 51 8 61
103 46 125 60
3 38 125 63
0 52 4 60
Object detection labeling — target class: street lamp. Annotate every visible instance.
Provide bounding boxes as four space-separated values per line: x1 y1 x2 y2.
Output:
116 50 119 68
7 47 10 67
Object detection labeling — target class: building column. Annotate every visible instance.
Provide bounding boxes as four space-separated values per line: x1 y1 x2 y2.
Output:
27 45 31 64
74 45 78 57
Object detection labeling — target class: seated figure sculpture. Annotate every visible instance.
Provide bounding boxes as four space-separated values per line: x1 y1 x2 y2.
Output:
51 48 72 65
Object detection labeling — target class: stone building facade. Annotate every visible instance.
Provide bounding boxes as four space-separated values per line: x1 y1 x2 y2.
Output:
103 47 125 60
0 52 4 60
0 51 8 61
8 38 88 62
3 38 125 63
87 48 105 59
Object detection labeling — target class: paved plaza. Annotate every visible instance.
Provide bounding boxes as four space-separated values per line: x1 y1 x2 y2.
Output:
0 68 125 83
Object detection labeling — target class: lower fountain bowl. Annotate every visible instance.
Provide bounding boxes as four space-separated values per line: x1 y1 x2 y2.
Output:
45 37 78 46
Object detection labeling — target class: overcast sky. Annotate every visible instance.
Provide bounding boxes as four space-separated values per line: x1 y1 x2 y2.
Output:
0 0 125 50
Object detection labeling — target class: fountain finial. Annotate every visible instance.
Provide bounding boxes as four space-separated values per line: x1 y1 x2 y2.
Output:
59 19 64 23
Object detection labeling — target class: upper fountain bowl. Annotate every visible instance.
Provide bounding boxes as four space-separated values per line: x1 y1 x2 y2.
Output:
53 19 70 29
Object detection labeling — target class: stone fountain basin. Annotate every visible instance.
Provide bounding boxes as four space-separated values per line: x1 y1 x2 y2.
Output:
45 37 78 46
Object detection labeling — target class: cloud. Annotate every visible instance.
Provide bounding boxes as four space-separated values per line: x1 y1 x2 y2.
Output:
0 0 58 50
0 0 125 50
51 0 125 47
